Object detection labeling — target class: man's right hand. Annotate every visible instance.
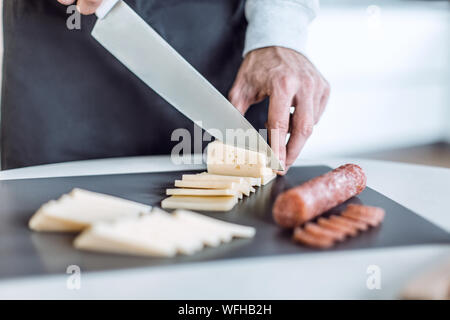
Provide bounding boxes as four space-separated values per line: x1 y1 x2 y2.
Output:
58 0 103 15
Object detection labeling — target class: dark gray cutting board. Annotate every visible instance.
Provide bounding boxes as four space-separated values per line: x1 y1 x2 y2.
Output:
0 166 449 279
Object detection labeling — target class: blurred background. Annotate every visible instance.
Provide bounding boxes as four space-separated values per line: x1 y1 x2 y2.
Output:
0 0 449 168
302 0 449 167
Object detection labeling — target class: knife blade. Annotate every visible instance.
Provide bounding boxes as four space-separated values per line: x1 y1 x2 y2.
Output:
92 0 283 170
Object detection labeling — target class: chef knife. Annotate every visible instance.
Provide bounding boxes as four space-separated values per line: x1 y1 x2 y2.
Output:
92 0 284 171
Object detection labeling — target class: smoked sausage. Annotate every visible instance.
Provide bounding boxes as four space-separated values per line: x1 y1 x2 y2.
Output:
273 164 366 228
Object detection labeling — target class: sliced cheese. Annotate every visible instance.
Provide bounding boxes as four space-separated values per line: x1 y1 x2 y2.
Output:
175 174 254 196
74 208 256 257
183 173 256 193
29 201 86 232
147 209 204 254
173 210 256 239
174 180 235 190
161 195 238 212
43 196 145 226
175 179 250 197
151 208 223 247
197 172 261 187
74 216 178 257
29 189 151 232
69 189 151 213
166 188 241 199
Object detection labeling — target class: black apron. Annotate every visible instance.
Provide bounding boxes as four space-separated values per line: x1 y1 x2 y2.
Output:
1 0 269 170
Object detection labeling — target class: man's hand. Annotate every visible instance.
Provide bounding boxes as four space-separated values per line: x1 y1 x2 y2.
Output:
229 46 330 174
58 0 102 15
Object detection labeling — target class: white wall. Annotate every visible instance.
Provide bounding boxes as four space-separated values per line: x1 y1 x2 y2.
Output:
301 1 450 157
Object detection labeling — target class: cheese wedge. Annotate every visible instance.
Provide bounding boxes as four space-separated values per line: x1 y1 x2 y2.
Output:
145 209 204 254
152 208 224 247
69 188 151 213
173 210 256 239
161 195 238 211
74 208 255 257
29 189 151 232
166 188 242 199
29 200 86 232
74 216 178 257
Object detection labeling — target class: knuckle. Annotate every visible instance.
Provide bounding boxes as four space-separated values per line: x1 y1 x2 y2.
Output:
228 89 238 101
299 121 314 137
268 119 289 132
301 75 315 92
276 75 298 92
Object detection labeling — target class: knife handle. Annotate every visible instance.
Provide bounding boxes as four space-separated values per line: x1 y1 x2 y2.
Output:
96 0 120 19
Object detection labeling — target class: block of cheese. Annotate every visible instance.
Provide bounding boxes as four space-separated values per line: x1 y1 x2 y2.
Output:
29 189 151 232
206 141 278 182
207 140 268 167
207 163 276 179
197 172 261 187
161 195 238 211
74 208 256 257
261 171 277 185
166 188 241 199
207 163 263 179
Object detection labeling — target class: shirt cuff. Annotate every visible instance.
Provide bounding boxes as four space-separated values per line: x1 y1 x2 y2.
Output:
243 0 319 57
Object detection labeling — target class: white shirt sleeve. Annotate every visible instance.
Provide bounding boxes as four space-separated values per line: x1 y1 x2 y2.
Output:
243 0 320 57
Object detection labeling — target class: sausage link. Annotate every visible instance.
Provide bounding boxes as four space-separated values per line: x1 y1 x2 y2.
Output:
273 164 366 228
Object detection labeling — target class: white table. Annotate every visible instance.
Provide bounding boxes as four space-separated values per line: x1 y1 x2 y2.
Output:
0 156 448 299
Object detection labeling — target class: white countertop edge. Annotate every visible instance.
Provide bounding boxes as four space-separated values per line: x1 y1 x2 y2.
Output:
0 243 448 299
